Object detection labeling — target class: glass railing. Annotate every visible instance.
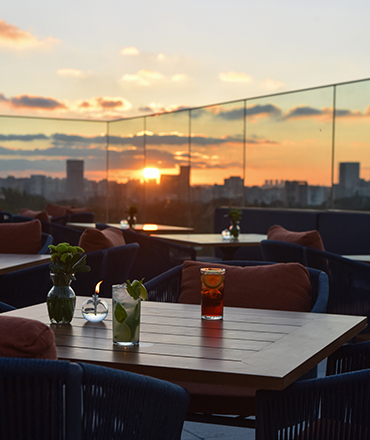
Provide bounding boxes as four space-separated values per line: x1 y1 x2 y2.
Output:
1 77 370 231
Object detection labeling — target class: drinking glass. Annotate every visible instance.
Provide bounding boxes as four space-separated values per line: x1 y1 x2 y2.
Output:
200 268 225 320
112 283 141 346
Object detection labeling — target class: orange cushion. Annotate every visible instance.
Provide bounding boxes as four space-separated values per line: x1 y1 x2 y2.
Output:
0 316 57 359
78 227 125 253
19 208 50 223
0 220 42 254
179 260 312 312
267 225 325 250
46 203 71 217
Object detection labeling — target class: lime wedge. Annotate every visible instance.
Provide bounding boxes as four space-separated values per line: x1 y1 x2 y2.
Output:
113 322 131 342
140 285 148 301
114 303 127 323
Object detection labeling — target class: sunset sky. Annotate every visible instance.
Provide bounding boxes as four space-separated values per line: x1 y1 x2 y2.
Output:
1 0 370 120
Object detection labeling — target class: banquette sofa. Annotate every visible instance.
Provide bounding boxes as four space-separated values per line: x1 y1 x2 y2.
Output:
215 207 370 259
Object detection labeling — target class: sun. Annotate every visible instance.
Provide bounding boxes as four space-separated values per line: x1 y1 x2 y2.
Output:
143 167 160 182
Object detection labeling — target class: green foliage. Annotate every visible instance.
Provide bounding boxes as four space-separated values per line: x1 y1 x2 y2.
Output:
125 279 147 300
48 242 91 281
226 207 242 223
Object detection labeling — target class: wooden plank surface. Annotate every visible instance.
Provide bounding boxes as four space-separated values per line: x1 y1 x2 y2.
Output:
150 233 267 247
0 254 51 275
5 299 367 391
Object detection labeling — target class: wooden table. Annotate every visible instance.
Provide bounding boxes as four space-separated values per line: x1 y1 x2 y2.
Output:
0 254 51 275
342 255 370 264
67 222 194 234
150 233 267 260
6 298 366 391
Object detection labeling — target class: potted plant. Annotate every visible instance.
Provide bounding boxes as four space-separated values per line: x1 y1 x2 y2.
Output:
47 242 91 324
225 208 242 239
125 205 138 228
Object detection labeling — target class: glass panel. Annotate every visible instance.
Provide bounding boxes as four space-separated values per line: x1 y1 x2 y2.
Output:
333 79 370 210
106 117 145 222
144 110 190 225
190 101 245 231
245 87 334 208
0 116 107 218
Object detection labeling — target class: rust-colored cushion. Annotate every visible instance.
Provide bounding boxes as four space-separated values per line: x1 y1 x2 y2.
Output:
67 206 92 214
179 260 312 312
0 219 42 254
78 227 125 253
46 203 71 217
267 225 325 250
19 208 50 223
0 316 57 359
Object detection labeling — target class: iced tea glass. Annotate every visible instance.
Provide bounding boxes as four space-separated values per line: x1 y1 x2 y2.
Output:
200 268 225 320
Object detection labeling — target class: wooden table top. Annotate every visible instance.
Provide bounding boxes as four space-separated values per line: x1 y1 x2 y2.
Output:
6 298 367 391
150 233 267 247
67 222 194 234
342 255 370 264
0 254 51 275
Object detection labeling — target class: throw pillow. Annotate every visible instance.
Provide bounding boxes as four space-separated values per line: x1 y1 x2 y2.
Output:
267 225 325 250
0 219 42 254
179 260 312 312
46 203 71 217
19 208 50 223
0 316 57 359
78 227 125 253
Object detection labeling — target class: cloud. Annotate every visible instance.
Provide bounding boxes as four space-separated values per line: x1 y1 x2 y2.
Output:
138 102 189 114
285 106 326 119
171 74 189 82
260 78 285 92
218 71 253 83
0 18 59 50
75 96 132 113
120 69 165 87
57 68 90 79
214 103 282 120
2 94 66 110
120 46 140 56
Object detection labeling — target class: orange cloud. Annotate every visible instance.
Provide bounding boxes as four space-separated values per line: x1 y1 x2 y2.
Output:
0 93 66 110
0 18 59 50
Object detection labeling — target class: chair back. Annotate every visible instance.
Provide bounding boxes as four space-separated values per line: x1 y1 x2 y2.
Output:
79 361 189 440
38 232 53 254
326 340 370 376
145 261 329 314
256 368 370 440
0 357 82 440
261 239 370 333
99 243 140 297
96 224 196 282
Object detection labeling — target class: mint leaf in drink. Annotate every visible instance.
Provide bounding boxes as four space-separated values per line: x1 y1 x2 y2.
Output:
126 279 147 300
114 303 127 323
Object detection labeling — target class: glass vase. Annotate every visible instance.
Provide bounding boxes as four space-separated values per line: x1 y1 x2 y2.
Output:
127 215 137 228
47 273 76 324
229 221 240 239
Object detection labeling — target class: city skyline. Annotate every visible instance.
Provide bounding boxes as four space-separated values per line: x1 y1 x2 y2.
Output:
1 0 370 120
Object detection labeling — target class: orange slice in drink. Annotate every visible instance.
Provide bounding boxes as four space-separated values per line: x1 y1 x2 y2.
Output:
202 271 224 289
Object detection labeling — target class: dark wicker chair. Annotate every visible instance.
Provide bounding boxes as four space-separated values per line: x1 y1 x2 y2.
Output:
97 224 196 282
256 340 370 440
261 239 370 337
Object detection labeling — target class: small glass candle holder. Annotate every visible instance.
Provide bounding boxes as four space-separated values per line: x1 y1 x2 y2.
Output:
82 281 109 322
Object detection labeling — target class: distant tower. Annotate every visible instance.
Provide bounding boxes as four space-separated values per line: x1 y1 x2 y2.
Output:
339 162 360 188
66 160 84 199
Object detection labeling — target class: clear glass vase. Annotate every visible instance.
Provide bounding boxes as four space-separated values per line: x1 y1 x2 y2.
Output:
229 221 240 239
47 273 76 324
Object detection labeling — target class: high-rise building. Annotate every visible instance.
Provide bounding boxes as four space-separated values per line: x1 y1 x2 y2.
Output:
339 162 360 188
66 160 84 199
